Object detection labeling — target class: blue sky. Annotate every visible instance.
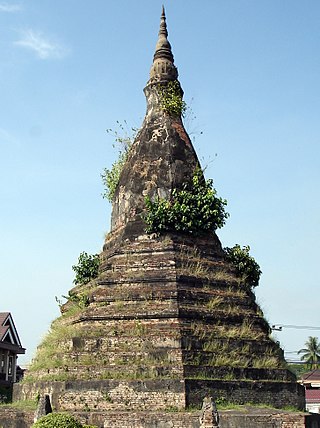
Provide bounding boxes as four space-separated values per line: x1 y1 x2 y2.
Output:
0 0 319 366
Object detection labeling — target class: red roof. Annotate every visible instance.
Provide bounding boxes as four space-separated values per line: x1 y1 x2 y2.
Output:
302 370 320 382
306 389 320 403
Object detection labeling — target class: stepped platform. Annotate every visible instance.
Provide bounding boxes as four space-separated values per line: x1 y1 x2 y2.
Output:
14 234 304 412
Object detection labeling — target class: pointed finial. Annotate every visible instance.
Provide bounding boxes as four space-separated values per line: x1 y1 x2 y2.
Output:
149 6 178 82
158 5 168 38
153 6 173 63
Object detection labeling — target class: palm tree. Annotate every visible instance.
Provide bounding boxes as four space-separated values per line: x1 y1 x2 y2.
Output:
298 336 320 369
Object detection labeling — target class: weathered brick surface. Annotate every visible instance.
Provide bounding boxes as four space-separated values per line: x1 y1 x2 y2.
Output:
1 408 320 428
0 408 34 428
186 379 305 410
17 233 305 411
15 379 186 412
219 411 320 428
99 412 199 428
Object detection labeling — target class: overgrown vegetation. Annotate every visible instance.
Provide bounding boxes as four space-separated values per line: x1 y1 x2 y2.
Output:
176 247 210 279
101 121 137 202
176 247 242 287
215 401 300 412
63 290 90 309
72 251 100 286
0 399 38 410
191 319 265 341
26 318 80 373
288 363 311 378
144 167 229 235
157 80 187 117
224 244 261 288
32 412 88 428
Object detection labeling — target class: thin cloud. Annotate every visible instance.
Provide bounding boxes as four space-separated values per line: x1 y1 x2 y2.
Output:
0 127 20 147
0 3 22 12
14 29 68 59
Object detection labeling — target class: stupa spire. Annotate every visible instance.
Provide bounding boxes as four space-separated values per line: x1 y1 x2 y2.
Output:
149 6 178 82
153 6 173 62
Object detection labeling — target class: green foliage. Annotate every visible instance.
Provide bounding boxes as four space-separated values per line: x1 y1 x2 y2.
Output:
0 399 37 410
32 412 83 428
63 290 90 308
0 400 38 412
157 80 187 117
101 150 128 202
224 244 261 288
144 167 228 235
288 363 310 378
72 252 100 286
298 336 320 369
164 405 180 412
101 120 136 202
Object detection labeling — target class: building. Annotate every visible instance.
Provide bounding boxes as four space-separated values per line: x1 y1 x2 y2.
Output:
0 312 25 389
300 370 320 413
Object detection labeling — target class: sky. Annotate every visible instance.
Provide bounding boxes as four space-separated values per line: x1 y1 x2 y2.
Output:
0 0 319 367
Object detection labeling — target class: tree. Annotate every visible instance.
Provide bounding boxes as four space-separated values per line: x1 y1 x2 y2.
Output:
224 244 261 288
72 252 100 286
298 336 320 369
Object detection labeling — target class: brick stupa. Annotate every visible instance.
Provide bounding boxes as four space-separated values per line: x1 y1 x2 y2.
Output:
15 7 304 427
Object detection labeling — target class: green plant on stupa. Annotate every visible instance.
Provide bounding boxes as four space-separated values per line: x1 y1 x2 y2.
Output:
224 244 262 288
144 167 229 235
157 80 187 117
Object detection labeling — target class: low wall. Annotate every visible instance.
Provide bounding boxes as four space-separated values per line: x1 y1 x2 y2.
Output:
186 379 306 411
219 411 320 428
14 379 186 412
1 408 320 428
0 408 34 428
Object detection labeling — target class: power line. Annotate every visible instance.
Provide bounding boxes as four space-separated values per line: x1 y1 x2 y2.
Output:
271 324 320 331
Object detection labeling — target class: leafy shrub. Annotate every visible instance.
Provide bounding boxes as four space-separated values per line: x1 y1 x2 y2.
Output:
144 167 228 235
101 121 136 202
32 412 83 428
64 290 90 308
224 244 261 288
101 150 129 202
157 80 187 117
72 252 100 286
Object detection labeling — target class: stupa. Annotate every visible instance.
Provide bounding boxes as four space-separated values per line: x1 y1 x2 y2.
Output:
14 7 304 427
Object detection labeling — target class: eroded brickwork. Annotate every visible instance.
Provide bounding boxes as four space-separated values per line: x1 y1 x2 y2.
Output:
1 408 320 428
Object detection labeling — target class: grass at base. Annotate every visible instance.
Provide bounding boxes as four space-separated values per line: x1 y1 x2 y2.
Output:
0 399 37 411
216 402 303 412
